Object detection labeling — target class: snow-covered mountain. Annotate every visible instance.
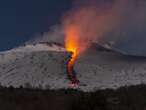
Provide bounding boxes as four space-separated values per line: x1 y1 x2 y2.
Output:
0 42 146 92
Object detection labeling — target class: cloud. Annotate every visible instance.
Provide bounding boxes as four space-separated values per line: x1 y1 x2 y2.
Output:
62 0 146 55
31 0 146 56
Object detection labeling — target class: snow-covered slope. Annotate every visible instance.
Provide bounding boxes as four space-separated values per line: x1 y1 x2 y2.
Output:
3 42 65 53
0 43 69 89
0 43 146 91
75 50 146 91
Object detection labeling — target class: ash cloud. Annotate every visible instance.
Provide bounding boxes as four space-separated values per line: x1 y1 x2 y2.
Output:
62 0 146 56
26 25 65 45
30 0 146 56
110 0 146 56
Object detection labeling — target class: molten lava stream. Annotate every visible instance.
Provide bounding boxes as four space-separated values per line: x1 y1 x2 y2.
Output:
67 52 79 87
64 24 81 87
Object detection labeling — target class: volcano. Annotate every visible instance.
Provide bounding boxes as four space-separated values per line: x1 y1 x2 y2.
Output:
0 42 146 91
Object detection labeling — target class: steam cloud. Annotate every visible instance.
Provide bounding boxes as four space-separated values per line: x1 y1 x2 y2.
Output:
62 0 146 55
32 0 146 55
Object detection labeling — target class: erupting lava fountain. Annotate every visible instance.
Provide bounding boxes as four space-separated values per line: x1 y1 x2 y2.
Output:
64 25 82 87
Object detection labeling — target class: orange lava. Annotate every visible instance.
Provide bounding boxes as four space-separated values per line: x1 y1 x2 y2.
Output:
65 24 79 70
64 24 80 84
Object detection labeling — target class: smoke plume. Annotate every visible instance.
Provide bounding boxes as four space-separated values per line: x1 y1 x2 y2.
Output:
30 0 146 55
62 0 146 55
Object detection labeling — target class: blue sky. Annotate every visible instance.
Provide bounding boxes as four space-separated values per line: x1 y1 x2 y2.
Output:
0 0 71 51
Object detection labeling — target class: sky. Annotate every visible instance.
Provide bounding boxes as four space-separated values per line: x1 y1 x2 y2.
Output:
0 0 71 51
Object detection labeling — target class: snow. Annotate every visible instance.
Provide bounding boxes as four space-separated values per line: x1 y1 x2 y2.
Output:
75 51 146 91
3 43 65 53
0 43 65 63
0 43 146 92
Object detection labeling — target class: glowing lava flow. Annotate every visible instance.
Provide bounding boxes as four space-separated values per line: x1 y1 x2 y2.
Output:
65 25 80 86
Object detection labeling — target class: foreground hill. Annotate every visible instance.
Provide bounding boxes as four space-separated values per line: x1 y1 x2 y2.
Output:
0 85 145 110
